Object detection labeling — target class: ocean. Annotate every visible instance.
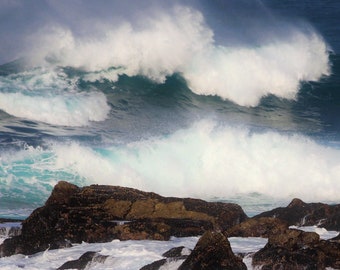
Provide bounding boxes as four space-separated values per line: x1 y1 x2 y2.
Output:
0 0 339 217
0 0 339 268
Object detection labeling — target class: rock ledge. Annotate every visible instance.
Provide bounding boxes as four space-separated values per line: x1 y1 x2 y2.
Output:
0 181 247 257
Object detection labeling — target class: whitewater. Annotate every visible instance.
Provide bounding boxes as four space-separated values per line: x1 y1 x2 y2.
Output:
0 0 338 215
0 224 337 270
0 0 340 268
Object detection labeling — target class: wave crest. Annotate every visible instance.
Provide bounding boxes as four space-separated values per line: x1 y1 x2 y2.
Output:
184 31 330 106
0 68 110 126
3 120 340 202
24 4 331 106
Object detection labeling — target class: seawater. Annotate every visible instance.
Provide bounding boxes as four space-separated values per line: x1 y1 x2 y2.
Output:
0 226 337 270
0 1 340 268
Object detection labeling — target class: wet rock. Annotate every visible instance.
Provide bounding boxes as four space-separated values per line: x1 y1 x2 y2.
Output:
45 181 80 206
331 233 340 241
255 198 340 230
112 218 213 241
225 217 288 237
0 224 22 239
0 181 247 257
0 219 23 223
57 251 108 270
162 246 191 258
252 228 340 269
140 259 167 270
178 231 247 270
140 246 192 270
0 219 23 239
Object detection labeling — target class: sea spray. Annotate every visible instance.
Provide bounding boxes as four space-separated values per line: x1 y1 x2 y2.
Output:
21 4 330 106
0 0 339 245
0 67 110 126
184 31 330 106
2 120 340 209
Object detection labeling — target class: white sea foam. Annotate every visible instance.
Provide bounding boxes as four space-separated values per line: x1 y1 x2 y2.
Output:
2 120 340 205
37 120 340 202
0 91 109 126
0 237 199 270
24 5 330 106
0 235 269 270
290 225 339 240
184 31 330 106
0 227 337 269
26 6 213 82
0 68 110 126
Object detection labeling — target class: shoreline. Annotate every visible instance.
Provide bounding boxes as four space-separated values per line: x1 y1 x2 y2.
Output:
1 181 340 269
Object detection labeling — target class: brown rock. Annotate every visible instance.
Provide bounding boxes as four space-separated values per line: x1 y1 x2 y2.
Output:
0 218 23 223
140 259 167 270
140 246 191 270
0 181 247 257
111 220 170 241
317 240 340 269
0 222 22 239
225 217 288 237
178 231 247 270
252 228 340 269
331 233 340 241
127 199 157 219
45 181 80 205
162 246 191 258
268 229 320 248
57 251 108 270
103 199 132 218
255 198 340 230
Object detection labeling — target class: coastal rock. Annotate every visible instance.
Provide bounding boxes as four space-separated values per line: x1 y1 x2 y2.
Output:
140 246 192 270
0 181 247 257
0 224 22 239
140 259 167 270
331 233 340 241
162 246 191 258
0 219 23 223
225 217 288 237
0 219 23 239
57 251 108 270
252 228 340 269
178 231 247 270
255 198 340 230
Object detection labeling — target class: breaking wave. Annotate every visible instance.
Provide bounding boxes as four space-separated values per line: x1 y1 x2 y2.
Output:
0 67 110 126
2 121 340 206
22 4 330 106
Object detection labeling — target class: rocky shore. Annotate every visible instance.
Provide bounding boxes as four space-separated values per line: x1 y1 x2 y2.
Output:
1 181 340 269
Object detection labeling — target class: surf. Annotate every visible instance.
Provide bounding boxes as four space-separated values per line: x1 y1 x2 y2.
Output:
2 2 330 108
1 120 340 217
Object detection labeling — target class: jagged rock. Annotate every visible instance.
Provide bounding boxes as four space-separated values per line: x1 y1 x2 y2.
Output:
140 246 192 270
252 228 340 269
0 224 22 239
57 251 108 270
331 233 340 241
0 219 23 223
267 228 320 248
178 231 247 270
0 219 23 239
45 181 80 205
162 246 191 258
255 198 340 230
112 218 213 241
140 259 167 270
0 181 247 257
225 217 288 237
